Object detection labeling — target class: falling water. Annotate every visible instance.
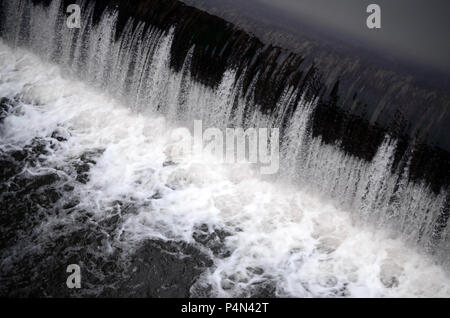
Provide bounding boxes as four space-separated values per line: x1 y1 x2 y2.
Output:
0 0 449 297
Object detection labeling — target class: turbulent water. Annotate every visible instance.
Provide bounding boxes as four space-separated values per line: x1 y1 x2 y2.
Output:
0 0 449 297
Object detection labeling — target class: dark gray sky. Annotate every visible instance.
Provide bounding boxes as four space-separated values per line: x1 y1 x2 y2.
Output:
184 0 450 73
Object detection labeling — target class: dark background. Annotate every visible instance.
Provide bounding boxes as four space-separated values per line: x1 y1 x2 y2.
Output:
182 0 450 75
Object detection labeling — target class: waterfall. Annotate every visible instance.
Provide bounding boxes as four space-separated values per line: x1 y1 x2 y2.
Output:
1 0 448 261
0 0 449 297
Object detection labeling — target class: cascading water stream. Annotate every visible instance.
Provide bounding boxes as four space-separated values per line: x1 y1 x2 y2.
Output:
0 0 449 297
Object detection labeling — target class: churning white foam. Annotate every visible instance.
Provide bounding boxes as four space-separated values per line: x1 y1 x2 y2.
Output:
1 41 449 297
